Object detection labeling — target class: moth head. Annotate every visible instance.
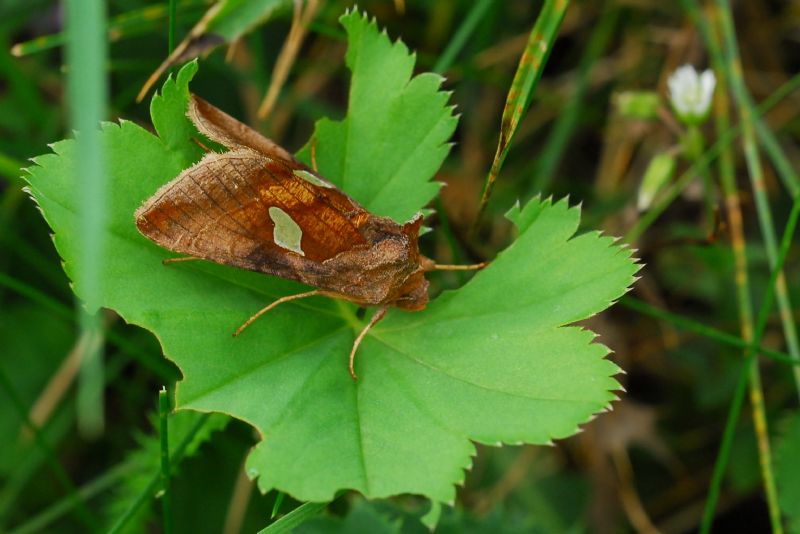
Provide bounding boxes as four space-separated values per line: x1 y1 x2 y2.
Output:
394 271 429 311
390 213 428 310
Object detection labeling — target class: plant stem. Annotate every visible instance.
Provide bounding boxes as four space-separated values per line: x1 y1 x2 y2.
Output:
707 1 785 528
159 388 173 534
621 298 798 365
706 0 800 399
432 0 493 74
700 194 799 534
682 3 791 528
683 0 800 404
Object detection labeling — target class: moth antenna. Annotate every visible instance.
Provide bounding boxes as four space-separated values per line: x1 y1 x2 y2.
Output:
429 261 489 272
162 256 202 265
310 135 319 172
191 137 213 153
234 290 326 337
349 306 388 381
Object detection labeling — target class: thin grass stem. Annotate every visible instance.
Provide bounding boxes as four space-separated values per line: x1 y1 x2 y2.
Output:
432 0 493 74
159 388 173 534
271 492 286 519
257 501 328 533
674 4 761 532
708 2 785 529
700 195 800 534
700 0 800 400
621 298 799 365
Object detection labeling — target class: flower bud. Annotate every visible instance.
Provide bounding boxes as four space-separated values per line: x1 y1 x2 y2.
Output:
616 91 660 121
637 153 676 211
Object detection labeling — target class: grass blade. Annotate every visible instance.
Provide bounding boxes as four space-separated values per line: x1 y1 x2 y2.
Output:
257 501 328 534
432 0 494 75
473 0 569 230
65 0 108 438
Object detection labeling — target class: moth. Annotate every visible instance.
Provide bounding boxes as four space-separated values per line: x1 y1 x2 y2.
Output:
135 95 483 379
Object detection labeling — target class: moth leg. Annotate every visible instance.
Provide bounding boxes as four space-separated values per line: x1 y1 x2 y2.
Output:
430 261 489 271
191 137 213 153
162 256 203 265
349 306 388 381
233 289 335 337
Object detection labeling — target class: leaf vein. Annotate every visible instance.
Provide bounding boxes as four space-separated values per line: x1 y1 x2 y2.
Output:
184 327 349 405
371 335 603 405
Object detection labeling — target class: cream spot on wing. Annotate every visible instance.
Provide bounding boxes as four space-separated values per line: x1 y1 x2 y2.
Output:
294 169 334 188
268 207 304 256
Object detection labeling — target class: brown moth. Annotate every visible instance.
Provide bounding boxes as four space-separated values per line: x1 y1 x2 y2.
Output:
135 95 483 379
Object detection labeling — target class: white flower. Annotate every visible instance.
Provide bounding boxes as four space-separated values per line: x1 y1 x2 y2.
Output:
667 65 716 124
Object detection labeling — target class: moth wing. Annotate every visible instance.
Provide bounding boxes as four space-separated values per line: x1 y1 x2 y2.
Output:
135 149 371 284
188 95 296 162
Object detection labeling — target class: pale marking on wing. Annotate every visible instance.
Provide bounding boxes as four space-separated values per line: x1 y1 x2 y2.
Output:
268 206 305 256
293 169 335 189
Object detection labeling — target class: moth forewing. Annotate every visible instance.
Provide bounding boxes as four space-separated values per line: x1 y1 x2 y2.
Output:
135 95 483 379
188 95 296 161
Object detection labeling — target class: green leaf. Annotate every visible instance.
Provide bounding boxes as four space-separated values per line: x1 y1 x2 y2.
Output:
208 0 291 42
150 60 203 159
420 501 441 531
776 413 800 534
296 10 458 223
23 10 638 504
